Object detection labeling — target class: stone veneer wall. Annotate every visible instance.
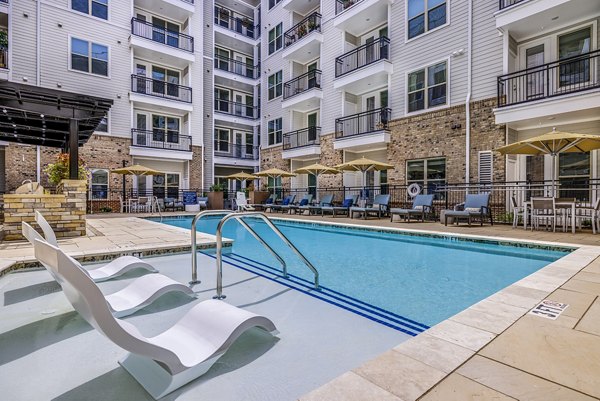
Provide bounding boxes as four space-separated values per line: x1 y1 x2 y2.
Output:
189 145 204 190
259 145 292 188
318 133 343 188
387 97 505 184
3 179 87 241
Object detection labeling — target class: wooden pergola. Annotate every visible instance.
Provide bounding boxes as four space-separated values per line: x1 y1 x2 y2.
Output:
0 82 113 179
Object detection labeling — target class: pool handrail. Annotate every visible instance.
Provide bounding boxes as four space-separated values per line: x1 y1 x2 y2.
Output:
189 210 290 287
212 211 320 299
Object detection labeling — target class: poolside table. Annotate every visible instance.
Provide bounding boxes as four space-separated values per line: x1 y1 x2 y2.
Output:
523 200 577 234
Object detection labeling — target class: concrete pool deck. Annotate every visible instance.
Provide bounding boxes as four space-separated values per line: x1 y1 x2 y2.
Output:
1 213 600 400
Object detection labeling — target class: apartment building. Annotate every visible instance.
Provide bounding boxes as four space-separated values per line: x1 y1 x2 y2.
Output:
259 0 600 195
495 0 600 198
0 0 203 199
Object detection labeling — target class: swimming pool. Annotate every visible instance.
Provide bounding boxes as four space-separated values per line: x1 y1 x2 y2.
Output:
154 216 570 334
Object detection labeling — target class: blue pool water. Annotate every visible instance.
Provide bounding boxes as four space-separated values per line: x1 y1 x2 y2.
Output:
155 217 569 332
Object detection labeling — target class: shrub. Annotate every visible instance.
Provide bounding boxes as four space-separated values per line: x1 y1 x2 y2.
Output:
44 153 87 185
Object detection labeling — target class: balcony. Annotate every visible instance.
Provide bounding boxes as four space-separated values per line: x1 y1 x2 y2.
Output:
495 50 600 127
130 75 193 112
214 99 260 126
282 127 321 159
214 6 259 45
495 0 596 41
334 37 392 94
130 18 195 66
334 0 392 37
282 70 323 111
130 129 193 160
214 143 259 167
282 12 322 64
334 108 391 151
282 0 317 14
213 55 260 88
134 0 194 21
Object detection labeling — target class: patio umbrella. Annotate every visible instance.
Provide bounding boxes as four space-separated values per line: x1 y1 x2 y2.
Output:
224 171 258 192
254 168 297 196
293 163 340 201
111 164 164 201
496 128 600 196
335 157 394 189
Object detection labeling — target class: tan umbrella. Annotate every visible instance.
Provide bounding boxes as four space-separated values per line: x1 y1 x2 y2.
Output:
496 128 600 195
111 164 163 200
224 171 258 193
335 157 394 187
294 163 340 201
254 168 296 196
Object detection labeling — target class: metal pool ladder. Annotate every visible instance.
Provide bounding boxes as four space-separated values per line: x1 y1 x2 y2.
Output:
189 210 320 299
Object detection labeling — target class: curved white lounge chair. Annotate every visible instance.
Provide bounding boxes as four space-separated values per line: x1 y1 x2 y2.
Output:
34 239 278 399
34 211 158 282
23 222 196 318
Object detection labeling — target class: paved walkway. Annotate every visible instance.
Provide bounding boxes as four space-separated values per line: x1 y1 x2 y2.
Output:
0 217 222 276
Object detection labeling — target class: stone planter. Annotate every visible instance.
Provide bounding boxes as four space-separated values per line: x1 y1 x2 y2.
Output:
249 191 269 205
207 191 224 210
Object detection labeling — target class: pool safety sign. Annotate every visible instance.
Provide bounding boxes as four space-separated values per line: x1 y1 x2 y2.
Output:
528 300 569 320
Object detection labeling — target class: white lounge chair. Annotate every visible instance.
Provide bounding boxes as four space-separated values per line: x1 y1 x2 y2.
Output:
34 239 279 399
35 210 158 282
22 222 197 318
236 191 255 211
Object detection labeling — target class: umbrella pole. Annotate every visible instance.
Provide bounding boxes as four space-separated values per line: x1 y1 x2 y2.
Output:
551 153 556 198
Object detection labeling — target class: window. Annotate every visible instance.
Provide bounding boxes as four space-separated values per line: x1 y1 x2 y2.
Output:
268 176 282 193
407 158 446 193
407 0 446 40
72 0 108 20
151 66 180 97
268 0 282 10
268 71 282 100
96 115 108 132
71 38 108 76
152 115 179 143
215 128 230 152
214 88 230 113
268 118 282 145
558 27 591 87
268 23 283 54
90 169 109 199
408 61 447 112
152 173 180 199
559 152 590 201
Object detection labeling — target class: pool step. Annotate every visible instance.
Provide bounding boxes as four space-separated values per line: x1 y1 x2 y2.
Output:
205 251 429 336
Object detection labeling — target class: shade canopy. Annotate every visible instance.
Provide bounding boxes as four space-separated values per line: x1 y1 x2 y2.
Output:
293 163 340 176
335 157 395 172
224 171 258 180
496 130 600 156
111 164 163 176
254 168 297 178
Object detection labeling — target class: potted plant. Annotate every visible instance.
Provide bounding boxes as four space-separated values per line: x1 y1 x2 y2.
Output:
307 21 318 32
44 153 88 186
297 25 307 38
208 183 224 210
0 31 8 50
248 183 269 205
219 8 229 19
241 17 252 28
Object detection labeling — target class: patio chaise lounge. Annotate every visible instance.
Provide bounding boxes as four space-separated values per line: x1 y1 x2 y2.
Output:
252 194 278 211
164 197 184 211
270 195 296 213
236 191 255 211
286 194 313 214
321 195 358 217
22 222 196 318
443 193 493 226
350 194 391 219
35 211 158 282
33 239 278 400
299 194 334 215
390 194 434 222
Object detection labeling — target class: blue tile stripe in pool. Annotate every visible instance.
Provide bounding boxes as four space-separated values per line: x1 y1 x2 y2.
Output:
201 251 428 336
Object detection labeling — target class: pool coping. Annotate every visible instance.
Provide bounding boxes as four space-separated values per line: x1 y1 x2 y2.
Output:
271 217 600 400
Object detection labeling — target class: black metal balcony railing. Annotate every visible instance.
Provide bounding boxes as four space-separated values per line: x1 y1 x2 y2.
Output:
0 0 8 4
335 0 364 14
214 98 259 119
131 128 192 152
284 12 321 47
214 6 259 39
131 75 192 103
497 50 600 108
0 48 7 69
214 142 259 160
335 108 391 139
213 54 260 79
283 127 321 150
335 36 390 77
498 0 526 10
283 70 322 99
131 18 194 53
